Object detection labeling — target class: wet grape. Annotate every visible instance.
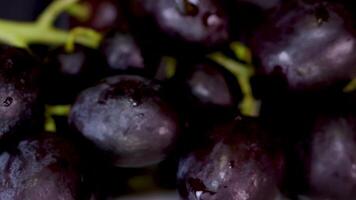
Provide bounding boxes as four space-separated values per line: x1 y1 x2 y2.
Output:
293 113 356 199
0 46 42 140
69 75 181 167
0 133 86 200
177 118 285 200
250 0 356 92
172 59 241 123
125 0 231 53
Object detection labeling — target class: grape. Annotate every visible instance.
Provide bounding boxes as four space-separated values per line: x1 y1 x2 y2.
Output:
250 0 356 92
172 59 241 123
177 118 285 200
236 0 282 10
125 0 231 53
100 32 145 74
43 45 105 104
70 0 129 33
229 0 282 40
0 133 86 200
0 46 42 140
293 113 356 199
69 75 181 167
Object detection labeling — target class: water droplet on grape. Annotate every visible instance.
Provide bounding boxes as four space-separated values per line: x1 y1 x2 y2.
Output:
229 161 235 169
203 13 222 27
130 100 138 107
195 191 203 199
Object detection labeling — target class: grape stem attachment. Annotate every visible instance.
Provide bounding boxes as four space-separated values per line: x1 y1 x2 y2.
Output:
0 0 101 49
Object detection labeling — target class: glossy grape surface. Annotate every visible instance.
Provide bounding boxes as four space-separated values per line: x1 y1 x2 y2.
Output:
100 32 145 73
125 0 230 52
172 59 241 123
251 0 356 92
293 113 356 199
177 118 285 200
69 75 181 167
0 47 42 140
0 133 85 200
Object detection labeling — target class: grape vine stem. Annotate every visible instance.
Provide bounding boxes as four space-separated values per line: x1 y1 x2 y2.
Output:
209 52 259 117
0 0 101 49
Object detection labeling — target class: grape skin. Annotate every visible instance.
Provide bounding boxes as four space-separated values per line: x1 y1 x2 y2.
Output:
69 75 181 167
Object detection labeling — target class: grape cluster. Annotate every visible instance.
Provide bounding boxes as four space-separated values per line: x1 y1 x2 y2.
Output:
0 0 356 199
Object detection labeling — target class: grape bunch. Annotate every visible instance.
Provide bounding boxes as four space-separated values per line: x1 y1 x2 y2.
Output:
0 0 356 199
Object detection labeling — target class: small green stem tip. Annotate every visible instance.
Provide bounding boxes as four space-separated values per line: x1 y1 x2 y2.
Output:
65 2 91 22
344 79 356 93
163 56 177 79
37 0 78 29
230 41 253 64
45 105 71 132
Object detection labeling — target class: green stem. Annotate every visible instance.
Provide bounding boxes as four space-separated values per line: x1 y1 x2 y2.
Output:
65 27 102 52
45 105 71 132
163 56 177 79
344 79 356 93
230 41 253 64
37 0 78 28
46 105 71 116
0 19 101 48
209 52 259 117
65 2 91 22
0 0 102 49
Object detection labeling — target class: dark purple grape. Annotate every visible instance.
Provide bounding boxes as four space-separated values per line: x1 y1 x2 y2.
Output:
0 133 86 200
0 46 42 140
69 75 181 167
292 113 356 200
228 0 283 40
236 0 282 10
125 0 231 53
100 32 145 74
250 0 356 92
173 59 241 123
43 45 105 104
177 118 285 200
70 0 129 33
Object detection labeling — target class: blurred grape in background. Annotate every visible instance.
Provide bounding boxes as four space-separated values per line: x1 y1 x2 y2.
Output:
0 0 44 21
